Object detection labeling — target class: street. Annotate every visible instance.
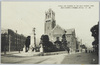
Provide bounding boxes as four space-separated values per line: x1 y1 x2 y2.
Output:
61 52 98 64
1 52 98 64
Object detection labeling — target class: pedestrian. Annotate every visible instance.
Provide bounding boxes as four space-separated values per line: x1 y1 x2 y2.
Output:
81 49 82 52
89 50 90 53
91 51 93 53
67 47 70 54
85 49 87 53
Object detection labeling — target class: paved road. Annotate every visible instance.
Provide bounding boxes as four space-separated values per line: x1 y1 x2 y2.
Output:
1 52 98 64
61 52 98 64
1 53 66 64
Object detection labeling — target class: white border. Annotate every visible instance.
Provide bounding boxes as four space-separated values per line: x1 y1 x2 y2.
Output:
0 0 99 65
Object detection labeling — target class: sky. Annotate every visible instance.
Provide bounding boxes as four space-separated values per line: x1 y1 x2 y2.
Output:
1 2 99 47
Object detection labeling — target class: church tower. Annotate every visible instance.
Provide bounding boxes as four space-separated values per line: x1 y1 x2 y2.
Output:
44 9 56 36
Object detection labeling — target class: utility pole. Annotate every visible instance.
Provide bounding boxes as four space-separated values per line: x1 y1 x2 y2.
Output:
8 34 11 52
33 28 36 52
80 39 82 52
16 30 17 51
4 34 7 55
19 36 21 53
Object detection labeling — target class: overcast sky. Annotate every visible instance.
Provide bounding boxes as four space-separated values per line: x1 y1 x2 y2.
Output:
1 2 99 47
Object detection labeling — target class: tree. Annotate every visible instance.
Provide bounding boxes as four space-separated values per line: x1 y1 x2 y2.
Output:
54 37 62 51
39 35 54 52
61 33 68 51
25 36 30 52
90 22 99 54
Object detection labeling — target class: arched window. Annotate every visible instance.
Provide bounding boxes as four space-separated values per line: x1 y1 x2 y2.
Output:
48 15 49 18
46 14 47 19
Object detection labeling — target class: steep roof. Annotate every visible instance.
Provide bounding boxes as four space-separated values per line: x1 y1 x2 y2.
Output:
51 24 64 32
65 28 75 34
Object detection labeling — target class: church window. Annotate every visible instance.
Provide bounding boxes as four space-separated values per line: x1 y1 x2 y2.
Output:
72 38 73 42
46 14 47 18
48 15 49 18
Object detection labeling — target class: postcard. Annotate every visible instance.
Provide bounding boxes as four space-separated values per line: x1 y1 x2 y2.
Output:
1 1 99 64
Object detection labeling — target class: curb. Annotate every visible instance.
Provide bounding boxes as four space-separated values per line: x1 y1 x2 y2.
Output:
1 51 77 57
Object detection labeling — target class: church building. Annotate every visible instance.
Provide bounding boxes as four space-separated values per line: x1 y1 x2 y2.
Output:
44 9 77 52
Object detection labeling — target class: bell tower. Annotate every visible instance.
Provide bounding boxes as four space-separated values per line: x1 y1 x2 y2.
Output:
44 9 56 35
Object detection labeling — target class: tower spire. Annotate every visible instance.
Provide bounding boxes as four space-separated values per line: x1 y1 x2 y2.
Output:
44 9 56 35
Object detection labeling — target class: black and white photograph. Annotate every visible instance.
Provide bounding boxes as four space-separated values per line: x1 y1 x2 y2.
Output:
1 1 99 64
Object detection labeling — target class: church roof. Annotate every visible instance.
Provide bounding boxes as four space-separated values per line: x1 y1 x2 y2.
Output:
51 24 64 32
65 28 75 34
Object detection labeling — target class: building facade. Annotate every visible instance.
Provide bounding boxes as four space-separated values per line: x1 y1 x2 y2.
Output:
1 29 26 52
65 29 77 51
44 9 77 51
44 9 56 39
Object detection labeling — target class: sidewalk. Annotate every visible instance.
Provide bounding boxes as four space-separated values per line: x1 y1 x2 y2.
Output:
1 51 41 57
1 51 20 55
1 50 81 57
